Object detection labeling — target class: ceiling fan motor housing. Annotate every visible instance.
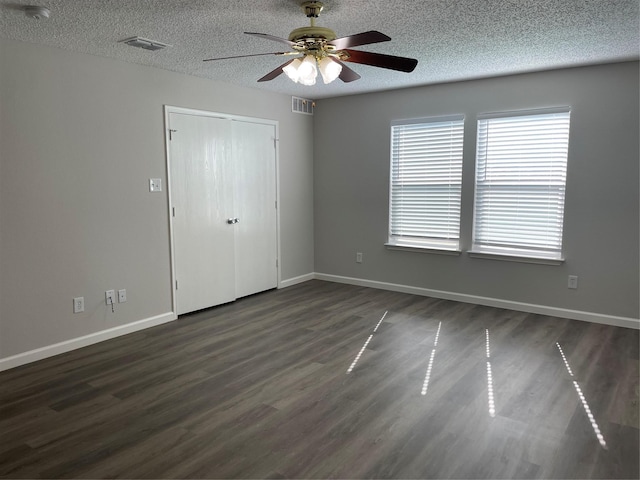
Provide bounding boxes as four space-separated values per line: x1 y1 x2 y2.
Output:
290 2 336 53
288 26 336 43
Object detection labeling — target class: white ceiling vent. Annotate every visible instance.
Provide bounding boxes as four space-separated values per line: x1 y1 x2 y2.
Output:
292 96 315 115
120 36 171 51
24 6 50 20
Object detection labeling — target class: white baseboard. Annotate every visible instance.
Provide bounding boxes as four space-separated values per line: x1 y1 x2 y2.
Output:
3 273 636 372
314 273 640 330
279 272 315 289
0 312 177 372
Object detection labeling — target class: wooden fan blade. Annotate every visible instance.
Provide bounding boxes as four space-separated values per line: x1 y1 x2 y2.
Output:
341 49 418 73
245 32 295 46
257 59 296 82
328 31 391 50
204 52 291 61
333 59 361 83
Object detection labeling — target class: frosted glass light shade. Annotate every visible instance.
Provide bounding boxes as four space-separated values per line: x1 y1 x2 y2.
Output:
283 58 303 83
297 55 318 86
318 57 342 84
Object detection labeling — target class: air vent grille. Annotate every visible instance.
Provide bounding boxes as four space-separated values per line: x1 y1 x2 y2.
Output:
292 96 315 115
120 36 171 51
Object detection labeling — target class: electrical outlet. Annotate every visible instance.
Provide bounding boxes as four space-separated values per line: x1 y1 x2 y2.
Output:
105 290 115 305
118 289 127 303
356 252 363 263
73 297 84 313
568 275 578 289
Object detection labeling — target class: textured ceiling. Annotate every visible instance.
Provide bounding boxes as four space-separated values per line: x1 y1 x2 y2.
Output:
1 0 638 99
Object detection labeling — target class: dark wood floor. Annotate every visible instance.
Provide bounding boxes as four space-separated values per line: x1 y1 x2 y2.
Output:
1 280 638 479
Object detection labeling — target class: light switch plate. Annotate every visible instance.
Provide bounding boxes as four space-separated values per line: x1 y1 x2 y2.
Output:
149 178 162 192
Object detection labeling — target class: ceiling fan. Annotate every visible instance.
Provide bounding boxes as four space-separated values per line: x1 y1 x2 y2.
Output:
203 1 418 85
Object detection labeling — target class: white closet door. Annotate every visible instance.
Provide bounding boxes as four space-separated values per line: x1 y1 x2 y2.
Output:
169 113 236 314
232 121 278 298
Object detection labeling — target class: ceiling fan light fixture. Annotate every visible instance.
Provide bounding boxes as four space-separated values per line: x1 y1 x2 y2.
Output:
283 55 341 86
204 1 417 86
318 57 342 84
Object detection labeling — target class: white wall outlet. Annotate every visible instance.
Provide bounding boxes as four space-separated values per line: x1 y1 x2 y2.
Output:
73 297 84 313
149 178 162 192
568 275 578 289
105 290 115 305
356 252 363 263
118 289 127 303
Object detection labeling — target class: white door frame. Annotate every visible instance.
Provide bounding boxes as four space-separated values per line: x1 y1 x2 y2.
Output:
163 105 281 317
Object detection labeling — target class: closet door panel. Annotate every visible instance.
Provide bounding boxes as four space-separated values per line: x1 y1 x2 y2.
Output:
232 121 278 299
169 113 236 314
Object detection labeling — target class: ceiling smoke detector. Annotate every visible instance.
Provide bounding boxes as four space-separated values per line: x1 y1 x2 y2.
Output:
24 6 50 20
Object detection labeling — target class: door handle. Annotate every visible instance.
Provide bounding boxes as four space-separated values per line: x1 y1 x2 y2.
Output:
227 218 239 224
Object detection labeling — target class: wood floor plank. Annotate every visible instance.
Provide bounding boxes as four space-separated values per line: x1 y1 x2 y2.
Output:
0 280 637 479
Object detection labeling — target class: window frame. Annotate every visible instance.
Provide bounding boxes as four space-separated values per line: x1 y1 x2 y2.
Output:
469 107 571 264
387 115 465 253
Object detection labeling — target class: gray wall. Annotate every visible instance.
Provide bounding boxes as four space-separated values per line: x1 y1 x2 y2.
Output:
1 38 637 364
314 62 639 320
0 38 314 359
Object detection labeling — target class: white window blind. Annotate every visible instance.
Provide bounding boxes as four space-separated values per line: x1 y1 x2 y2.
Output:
389 116 464 250
472 109 571 260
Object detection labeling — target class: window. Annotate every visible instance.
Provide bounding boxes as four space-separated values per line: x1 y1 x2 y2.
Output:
388 116 464 251
472 108 571 261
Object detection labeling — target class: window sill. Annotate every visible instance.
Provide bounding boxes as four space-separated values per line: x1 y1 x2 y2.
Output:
385 243 461 256
468 250 564 265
